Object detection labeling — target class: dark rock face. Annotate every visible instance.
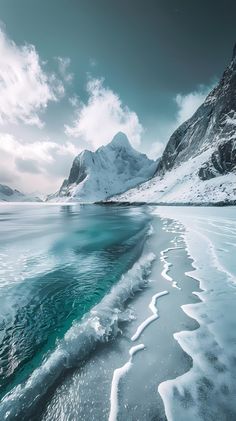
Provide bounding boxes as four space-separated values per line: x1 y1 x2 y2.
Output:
156 43 236 178
199 139 236 180
59 155 88 194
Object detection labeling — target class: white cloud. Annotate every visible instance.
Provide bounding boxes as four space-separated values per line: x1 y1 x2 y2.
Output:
148 141 165 160
175 84 214 125
0 132 81 193
0 27 64 128
65 78 143 149
69 95 79 108
56 56 73 83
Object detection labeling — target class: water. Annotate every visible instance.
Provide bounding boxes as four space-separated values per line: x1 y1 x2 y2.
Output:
2 204 235 421
0 203 151 407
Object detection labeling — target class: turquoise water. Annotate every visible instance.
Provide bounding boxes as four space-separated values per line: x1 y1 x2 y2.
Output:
0 204 151 407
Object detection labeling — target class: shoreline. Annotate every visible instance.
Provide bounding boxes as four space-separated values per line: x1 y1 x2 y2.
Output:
1 200 236 207
96 200 236 207
156 206 236 420
41 213 201 420
2 206 235 420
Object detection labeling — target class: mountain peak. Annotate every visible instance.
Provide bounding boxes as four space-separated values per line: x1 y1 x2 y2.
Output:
53 131 156 202
109 132 131 149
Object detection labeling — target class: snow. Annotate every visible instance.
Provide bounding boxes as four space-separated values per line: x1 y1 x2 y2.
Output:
111 148 236 204
50 132 157 202
154 206 236 420
225 110 236 126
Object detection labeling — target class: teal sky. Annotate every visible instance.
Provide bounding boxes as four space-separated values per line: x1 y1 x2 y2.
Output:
0 0 235 193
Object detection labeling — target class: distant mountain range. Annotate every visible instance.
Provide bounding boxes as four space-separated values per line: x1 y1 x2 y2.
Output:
0 184 42 202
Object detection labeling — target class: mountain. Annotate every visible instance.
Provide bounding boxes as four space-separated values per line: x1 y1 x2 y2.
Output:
112 44 236 204
0 184 42 202
49 132 157 202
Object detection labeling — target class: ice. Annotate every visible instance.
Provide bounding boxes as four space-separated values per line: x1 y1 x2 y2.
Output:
155 206 236 420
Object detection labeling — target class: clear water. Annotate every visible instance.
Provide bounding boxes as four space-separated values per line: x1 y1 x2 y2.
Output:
0 204 151 403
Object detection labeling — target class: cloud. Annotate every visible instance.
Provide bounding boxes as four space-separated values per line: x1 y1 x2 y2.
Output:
148 141 165 160
69 95 79 108
175 83 214 125
0 132 81 193
15 158 41 174
56 56 73 83
65 78 143 149
0 168 14 183
0 27 64 128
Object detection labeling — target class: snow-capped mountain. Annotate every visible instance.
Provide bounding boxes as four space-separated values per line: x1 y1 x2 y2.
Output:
113 44 236 204
0 184 42 202
49 132 157 202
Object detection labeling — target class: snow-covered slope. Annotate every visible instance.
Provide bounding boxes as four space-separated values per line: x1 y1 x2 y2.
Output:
0 184 42 202
49 132 157 202
112 151 236 204
112 44 236 205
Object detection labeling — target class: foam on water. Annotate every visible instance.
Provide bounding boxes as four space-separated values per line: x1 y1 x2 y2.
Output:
131 290 168 341
109 278 169 420
109 344 145 421
160 247 182 289
0 251 156 420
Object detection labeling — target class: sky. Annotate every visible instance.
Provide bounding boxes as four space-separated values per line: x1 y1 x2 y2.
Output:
0 0 235 194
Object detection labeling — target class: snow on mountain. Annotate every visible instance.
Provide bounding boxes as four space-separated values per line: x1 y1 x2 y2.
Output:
48 132 157 202
112 150 236 204
0 184 42 202
112 44 236 205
